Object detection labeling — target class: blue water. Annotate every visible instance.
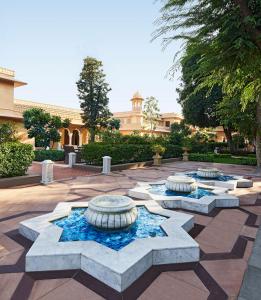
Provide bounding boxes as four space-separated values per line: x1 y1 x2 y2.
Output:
149 184 214 199
187 172 236 182
52 206 167 251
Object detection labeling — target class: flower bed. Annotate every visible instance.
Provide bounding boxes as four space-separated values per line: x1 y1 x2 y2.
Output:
189 153 256 166
81 143 182 166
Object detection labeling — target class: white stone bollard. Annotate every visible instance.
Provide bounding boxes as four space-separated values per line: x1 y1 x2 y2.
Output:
57 142 62 150
41 160 54 185
102 156 111 174
68 152 76 168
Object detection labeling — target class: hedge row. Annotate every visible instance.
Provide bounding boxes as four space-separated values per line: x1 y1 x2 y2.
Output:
188 153 257 166
0 142 34 178
190 142 228 153
81 144 182 166
34 150 65 161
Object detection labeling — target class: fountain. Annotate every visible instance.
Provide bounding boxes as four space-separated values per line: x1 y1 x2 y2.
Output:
165 176 196 193
197 168 221 178
86 195 137 230
19 199 199 292
128 174 239 214
173 168 253 190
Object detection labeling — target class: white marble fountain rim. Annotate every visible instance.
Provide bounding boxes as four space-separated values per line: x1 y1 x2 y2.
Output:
89 195 135 212
128 180 239 214
174 171 253 190
19 200 199 292
166 175 196 184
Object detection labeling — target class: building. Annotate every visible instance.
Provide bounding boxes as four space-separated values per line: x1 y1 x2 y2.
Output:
0 67 225 147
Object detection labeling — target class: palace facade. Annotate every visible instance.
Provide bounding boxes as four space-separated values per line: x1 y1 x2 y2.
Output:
0 67 225 147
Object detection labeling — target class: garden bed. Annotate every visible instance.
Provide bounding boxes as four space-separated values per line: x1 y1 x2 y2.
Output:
189 153 256 166
0 174 41 188
73 157 181 172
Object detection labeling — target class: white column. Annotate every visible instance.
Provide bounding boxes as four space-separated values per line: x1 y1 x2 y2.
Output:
57 142 62 150
68 152 76 167
69 133 73 146
79 132 82 146
102 156 111 174
41 160 54 185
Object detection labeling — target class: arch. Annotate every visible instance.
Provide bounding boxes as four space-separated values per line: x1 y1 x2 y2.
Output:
64 129 70 145
72 129 80 146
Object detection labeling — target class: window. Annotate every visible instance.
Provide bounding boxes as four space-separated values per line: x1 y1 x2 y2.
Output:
165 121 170 127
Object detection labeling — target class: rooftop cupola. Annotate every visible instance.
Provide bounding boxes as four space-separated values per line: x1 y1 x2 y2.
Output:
131 91 143 112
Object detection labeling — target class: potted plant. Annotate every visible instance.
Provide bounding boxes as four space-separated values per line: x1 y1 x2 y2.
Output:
182 138 191 161
151 144 166 166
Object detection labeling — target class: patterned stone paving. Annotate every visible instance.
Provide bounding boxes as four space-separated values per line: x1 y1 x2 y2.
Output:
0 161 260 299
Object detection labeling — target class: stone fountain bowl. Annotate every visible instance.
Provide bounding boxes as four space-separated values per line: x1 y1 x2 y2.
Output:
197 168 221 178
165 176 196 193
85 195 138 230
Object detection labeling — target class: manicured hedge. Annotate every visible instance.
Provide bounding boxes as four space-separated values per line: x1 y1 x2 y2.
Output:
81 143 182 166
188 153 257 166
190 142 228 153
0 142 34 178
34 150 65 161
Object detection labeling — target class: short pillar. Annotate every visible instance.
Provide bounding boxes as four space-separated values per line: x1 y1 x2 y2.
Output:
68 152 76 168
57 142 62 150
102 156 111 174
41 160 54 185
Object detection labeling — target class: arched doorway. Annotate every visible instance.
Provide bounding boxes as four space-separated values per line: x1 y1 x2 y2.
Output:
72 130 79 146
64 129 69 145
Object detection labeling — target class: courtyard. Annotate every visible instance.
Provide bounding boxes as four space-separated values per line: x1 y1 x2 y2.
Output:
0 161 260 300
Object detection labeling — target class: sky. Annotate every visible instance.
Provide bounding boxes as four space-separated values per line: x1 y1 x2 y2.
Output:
1 0 182 113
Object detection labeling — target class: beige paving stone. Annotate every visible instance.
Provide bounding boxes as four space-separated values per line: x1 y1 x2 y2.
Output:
138 272 209 300
201 259 247 297
29 278 71 300
39 279 104 300
0 273 24 300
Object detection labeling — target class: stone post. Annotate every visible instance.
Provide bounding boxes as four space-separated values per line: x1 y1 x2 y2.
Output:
102 156 111 174
79 133 82 147
57 142 62 150
41 160 54 185
69 133 73 146
68 152 76 168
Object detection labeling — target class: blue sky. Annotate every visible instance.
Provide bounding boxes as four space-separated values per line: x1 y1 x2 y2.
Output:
1 0 182 113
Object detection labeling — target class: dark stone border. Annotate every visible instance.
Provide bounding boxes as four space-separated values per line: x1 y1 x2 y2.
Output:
73 157 182 172
239 225 261 300
0 175 41 188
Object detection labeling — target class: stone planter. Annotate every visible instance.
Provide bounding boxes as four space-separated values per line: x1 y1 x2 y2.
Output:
153 153 162 166
85 195 138 230
165 176 196 192
182 147 189 161
197 168 221 178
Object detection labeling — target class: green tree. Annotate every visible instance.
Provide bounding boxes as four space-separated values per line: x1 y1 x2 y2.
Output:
23 108 70 148
77 57 112 143
0 123 18 143
107 118 121 131
155 0 261 170
177 49 236 151
169 121 191 145
143 96 160 133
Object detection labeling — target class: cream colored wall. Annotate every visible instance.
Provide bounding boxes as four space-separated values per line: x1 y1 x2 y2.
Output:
0 81 14 111
0 118 35 146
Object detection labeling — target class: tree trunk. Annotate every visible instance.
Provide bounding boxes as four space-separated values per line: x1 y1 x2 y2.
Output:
255 96 261 172
89 128 95 143
223 127 235 152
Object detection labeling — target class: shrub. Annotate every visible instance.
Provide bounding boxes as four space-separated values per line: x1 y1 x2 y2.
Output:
81 143 182 165
0 142 34 178
190 142 228 153
34 150 65 161
151 144 166 155
163 145 183 159
188 153 256 166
